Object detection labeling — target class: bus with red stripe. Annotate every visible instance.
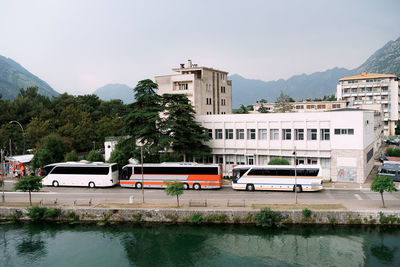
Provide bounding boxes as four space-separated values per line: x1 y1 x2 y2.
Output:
119 162 222 190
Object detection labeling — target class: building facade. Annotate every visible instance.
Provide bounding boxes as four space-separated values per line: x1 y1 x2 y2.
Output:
253 100 347 113
196 109 383 183
155 60 232 115
336 72 399 136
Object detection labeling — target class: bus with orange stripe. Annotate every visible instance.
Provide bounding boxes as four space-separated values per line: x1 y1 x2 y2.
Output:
232 165 323 192
119 162 222 190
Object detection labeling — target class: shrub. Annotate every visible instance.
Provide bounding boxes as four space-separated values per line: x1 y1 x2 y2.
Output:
27 206 47 222
86 150 104 162
165 214 178 223
327 216 336 225
302 208 312 218
44 207 61 219
244 213 255 223
65 211 80 221
132 213 142 221
233 216 241 224
255 208 282 228
190 213 203 224
64 150 79 161
385 148 400 157
268 157 290 165
203 213 227 223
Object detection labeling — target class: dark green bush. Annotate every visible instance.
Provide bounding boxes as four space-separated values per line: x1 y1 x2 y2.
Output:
189 213 203 224
385 148 400 157
302 208 312 218
255 208 282 228
27 206 47 222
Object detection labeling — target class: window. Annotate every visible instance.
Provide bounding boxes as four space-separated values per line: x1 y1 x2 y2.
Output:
307 158 318 165
321 158 330 169
236 155 245 165
179 83 188 90
295 105 304 109
221 86 226 93
295 129 304 140
332 104 341 109
221 99 226 106
206 84 212 92
270 129 279 140
258 129 267 140
321 129 330 140
225 129 233 139
226 155 235 164
247 129 256 140
206 98 212 105
215 129 223 139
296 158 305 165
307 129 317 140
334 128 354 135
207 129 212 138
236 129 244 139
282 129 291 140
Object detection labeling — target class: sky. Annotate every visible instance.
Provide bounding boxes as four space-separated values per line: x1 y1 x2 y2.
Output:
1 0 400 95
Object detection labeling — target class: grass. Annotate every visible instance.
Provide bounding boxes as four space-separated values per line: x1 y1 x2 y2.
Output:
252 204 346 210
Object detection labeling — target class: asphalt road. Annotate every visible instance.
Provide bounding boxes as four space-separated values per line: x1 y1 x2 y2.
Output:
2 181 400 210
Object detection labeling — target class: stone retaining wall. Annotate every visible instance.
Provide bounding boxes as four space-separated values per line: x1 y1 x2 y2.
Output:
1 207 400 225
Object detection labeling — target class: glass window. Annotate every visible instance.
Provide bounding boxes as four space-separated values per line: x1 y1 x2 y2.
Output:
295 129 304 140
307 158 318 165
247 129 256 140
348 129 354 135
321 158 330 169
225 129 233 139
307 129 317 140
226 155 235 164
236 155 245 165
321 129 330 140
270 129 279 140
258 129 267 140
236 129 244 139
215 129 223 139
334 129 340 135
282 129 291 140
207 129 212 138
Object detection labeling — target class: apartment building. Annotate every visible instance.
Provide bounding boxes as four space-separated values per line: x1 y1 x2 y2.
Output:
155 60 232 115
253 100 347 113
196 109 383 183
336 72 399 136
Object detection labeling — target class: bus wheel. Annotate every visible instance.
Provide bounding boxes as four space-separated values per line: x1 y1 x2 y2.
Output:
294 185 302 193
183 183 189 190
246 184 255 191
136 182 143 189
52 181 59 187
89 182 96 188
193 183 201 190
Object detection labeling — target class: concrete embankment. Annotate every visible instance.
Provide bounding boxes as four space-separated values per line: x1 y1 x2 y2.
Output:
1 207 400 225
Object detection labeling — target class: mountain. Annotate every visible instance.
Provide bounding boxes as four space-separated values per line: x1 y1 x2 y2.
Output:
93 83 135 104
0 55 59 100
230 68 353 108
230 36 400 108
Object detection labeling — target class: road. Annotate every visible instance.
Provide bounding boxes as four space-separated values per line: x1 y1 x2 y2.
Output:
2 181 400 210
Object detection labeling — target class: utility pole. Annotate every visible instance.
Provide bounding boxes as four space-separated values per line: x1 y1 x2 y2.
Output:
9 120 25 155
293 146 298 204
141 147 144 204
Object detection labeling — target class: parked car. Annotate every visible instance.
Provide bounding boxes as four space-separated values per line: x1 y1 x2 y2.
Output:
377 165 400 182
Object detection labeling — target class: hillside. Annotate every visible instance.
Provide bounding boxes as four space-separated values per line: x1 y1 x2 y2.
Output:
93 83 135 104
230 36 400 108
0 55 59 99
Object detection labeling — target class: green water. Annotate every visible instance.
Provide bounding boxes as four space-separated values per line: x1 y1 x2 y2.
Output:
0 223 399 267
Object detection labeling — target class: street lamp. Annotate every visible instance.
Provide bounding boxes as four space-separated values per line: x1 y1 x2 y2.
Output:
9 120 25 155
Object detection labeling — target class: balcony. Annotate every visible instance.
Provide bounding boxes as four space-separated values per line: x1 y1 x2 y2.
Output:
366 92 373 96
365 101 373 104
381 100 390 104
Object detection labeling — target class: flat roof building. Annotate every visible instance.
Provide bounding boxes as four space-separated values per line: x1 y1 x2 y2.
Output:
155 60 232 115
336 72 399 136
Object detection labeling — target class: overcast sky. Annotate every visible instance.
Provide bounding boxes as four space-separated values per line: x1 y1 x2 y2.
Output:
1 0 399 95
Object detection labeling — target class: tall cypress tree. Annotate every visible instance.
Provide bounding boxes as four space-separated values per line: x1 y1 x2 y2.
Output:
124 79 163 162
160 93 211 162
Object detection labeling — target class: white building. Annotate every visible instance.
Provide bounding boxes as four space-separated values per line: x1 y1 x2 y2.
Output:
336 72 399 136
155 60 232 115
196 109 383 183
252 100 346 113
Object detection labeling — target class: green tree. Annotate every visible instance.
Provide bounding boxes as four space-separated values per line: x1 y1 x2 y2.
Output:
258 104 269 113
14 176 43 206
124 79 163 162
164 180 184 207
31 149 53 169
64 150 79 161
26 117 51 148
43 135 66 163
233 104 249 114
160 94 211 161
108 137 136 167
268 157 290 165
371 176 398 208
259 99 267 104
275 91 294 113
86 150 104 162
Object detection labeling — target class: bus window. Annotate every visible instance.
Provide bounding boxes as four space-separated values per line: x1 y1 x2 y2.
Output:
120 167 132 180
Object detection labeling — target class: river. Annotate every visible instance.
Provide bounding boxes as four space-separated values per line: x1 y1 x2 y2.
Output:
0 223 399 266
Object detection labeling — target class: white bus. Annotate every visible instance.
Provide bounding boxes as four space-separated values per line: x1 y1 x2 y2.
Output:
42 161 119 188
232 165 323 192
120 162 222 189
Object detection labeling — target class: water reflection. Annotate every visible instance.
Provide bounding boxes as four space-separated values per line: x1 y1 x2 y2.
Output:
0 224 399 266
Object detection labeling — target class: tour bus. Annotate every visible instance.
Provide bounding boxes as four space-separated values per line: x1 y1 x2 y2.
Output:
120 162 222 189
232 165 323 192
41 161 119 188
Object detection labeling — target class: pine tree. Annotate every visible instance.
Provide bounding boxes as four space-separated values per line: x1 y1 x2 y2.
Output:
160 94 211 162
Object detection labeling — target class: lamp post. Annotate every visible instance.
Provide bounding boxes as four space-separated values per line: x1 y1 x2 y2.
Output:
9 121 25 155
141 146 144 204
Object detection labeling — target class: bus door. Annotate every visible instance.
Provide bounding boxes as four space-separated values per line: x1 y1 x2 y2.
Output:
120 166 132 180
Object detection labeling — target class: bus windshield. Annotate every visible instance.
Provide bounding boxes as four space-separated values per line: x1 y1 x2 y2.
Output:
232 168 250 183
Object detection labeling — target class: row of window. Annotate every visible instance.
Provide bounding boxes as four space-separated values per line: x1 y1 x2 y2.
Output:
208 128 331 141
206 98 227 106
334 128 354 135
205 84 227 93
